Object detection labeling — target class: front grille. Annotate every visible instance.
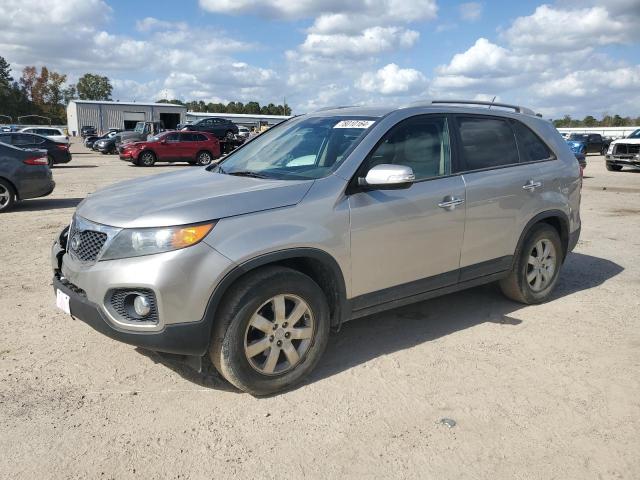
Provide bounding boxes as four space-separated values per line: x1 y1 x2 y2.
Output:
107 288 159 324
69 229 107 262
613 144 640 156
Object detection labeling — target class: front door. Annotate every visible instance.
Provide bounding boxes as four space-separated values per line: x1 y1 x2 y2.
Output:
348 115 466 307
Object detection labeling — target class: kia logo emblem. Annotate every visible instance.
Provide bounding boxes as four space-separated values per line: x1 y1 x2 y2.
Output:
70 234 81 251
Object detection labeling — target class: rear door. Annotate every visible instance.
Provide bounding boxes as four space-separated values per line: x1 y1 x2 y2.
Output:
155 132 181 161
179 132 198 160
454 115 545 279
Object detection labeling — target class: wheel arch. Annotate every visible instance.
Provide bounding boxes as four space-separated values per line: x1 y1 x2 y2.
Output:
515 210 570 264
202 248 349 346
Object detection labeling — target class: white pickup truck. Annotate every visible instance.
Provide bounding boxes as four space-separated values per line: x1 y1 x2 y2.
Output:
605 129 640 171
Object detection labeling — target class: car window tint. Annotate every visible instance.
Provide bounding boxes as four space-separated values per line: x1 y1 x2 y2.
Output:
367 116 451 180
194 134 207 141
0 134 11 144
13 134 33 146
512 121 553 162
165 132 180 142
181 133 196 142
457 117 519 170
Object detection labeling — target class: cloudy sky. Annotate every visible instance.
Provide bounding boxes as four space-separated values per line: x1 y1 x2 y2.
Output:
0 0 638 118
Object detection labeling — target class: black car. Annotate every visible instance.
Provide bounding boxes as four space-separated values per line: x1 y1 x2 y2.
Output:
0 132 71 167
85 129 121 149
0 142 55 212
81 125 97 137
94 135 118 154
182 117 239 140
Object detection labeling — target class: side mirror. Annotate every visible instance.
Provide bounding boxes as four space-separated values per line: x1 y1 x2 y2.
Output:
359 164 415 189
160 139 167 144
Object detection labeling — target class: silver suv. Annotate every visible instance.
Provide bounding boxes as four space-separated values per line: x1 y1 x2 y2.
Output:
52 100 582 395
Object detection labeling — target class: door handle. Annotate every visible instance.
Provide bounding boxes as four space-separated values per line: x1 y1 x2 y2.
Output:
438 197 465 209
522 180 543 191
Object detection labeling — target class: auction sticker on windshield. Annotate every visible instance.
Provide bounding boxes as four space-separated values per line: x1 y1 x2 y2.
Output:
333 120 375 129
56 289 70 315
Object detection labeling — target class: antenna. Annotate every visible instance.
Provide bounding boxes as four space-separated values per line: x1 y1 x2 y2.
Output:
488 96 496 109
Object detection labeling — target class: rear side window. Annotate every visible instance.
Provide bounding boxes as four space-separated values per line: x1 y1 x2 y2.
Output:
511 121 554 162
456 117 519 170
195 134 208 141
12 134 33 146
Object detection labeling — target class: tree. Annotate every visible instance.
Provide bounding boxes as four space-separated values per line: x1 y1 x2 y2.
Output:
76 73 112 100
583 115 596 127
0 56 12 93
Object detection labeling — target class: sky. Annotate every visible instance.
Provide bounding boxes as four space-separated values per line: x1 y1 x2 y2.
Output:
0 0 639 118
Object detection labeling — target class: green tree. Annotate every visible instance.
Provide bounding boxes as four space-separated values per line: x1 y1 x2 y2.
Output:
583 115 596 127
76 73 112 100
0 56 12 93
244 101 261 114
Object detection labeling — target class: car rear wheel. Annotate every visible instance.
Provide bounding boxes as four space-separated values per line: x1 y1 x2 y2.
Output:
210 266 330 396
139 151 156 167
500 224 563 304
195 151 212 166
225 130 235 141
0 179 16 213
606 163 623 171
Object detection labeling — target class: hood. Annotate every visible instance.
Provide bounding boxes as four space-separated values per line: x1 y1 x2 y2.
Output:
76 168 314 228
117 131 144 141
566 140 585 153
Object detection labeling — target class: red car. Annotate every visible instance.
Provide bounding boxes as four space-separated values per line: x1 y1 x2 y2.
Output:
118 131 221 167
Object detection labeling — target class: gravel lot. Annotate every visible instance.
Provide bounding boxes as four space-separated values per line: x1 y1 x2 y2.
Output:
1 139 639 479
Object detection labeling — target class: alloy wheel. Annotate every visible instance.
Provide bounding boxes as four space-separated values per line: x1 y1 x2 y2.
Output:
0 184 10 210
198 152 211 165
244 294 315 376
526 239 556 292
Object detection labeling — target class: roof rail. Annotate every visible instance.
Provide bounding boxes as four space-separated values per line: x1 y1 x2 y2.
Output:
313 105 357 113
430 99 535 115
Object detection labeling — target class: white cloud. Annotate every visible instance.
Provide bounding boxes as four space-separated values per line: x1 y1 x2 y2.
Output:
459 2 482 22
503 5 637 52
301 27 419 57
357 63 427 95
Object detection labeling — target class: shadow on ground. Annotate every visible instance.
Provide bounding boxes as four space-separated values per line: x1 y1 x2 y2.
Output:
16 197 84 211
53 165 98 169
141 252 623 394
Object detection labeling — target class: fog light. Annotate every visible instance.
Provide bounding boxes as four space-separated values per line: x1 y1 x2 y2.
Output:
133 295 151 317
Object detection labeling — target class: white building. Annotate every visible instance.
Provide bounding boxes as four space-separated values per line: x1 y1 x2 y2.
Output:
67 100 187 135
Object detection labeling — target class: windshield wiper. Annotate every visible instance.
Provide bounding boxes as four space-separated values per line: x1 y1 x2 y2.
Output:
227 170 270 179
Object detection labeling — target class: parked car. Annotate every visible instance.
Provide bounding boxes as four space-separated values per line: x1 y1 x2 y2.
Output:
566 133 610 155
85 130 121 149
182 117 239 140
119 131 221 166
52 100 581 395
94 135 118 154
20 127 68 144
81 125 97 137
0 132 71 167
115 121 165 148
605 128 640 171
0 142 54 212
237 126 251 139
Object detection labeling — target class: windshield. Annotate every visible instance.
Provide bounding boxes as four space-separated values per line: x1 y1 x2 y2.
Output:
627 129 640 139
568 134 587 141
134 122 145 133
215 116 377 180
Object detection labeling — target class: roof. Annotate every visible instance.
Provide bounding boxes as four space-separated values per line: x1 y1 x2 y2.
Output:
70 100 186 108
307 103 537 119
186 112 291 120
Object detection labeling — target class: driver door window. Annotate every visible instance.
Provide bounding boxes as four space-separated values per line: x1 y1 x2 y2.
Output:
366 117 451 180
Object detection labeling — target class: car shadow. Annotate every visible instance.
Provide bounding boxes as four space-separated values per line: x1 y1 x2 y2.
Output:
53 165 98 169
16 197 84 211
140 252 623 395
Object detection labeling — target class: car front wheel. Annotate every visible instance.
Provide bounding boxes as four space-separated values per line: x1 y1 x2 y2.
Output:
210 266 330 396
139 151 156 167
500 224 563 304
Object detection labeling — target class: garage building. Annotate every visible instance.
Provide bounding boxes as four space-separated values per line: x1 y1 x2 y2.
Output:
67 100 187 136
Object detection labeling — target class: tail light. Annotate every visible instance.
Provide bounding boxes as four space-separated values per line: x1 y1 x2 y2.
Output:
56 143 69 150
23 156 49 166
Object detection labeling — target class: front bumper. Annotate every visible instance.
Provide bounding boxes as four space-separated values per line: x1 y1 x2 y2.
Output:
606 155 640 167
53 274 212 355
51 229 235 353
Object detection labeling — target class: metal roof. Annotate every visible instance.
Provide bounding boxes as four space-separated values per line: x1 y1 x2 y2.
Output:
70 100 186 108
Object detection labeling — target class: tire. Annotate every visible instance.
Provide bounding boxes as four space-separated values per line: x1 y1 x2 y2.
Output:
601 146 607 156
47 155 54 168
139 151 156 167
0 179 16 213
210 266 330 396
195 150 213 166
225 130 235 141
500 224 563 304
606 163 623 171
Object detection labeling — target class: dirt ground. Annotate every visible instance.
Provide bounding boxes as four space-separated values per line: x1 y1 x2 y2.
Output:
1 139 639 479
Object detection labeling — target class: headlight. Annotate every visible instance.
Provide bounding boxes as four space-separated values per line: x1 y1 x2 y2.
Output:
607 144 614 154
101 222 216 260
